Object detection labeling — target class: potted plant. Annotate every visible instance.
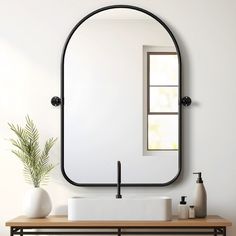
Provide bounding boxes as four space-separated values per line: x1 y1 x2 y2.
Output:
9 116 57 218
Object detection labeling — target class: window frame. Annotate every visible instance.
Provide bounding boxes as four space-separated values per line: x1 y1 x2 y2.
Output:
146 51 179 151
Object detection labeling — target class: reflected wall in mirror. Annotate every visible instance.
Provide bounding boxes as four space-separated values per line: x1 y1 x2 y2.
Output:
62 5 181 186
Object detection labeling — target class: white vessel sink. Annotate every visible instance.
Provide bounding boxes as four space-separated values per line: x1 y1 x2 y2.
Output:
68 196 172 221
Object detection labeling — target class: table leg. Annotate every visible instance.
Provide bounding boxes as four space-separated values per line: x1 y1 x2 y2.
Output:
214 227 226 236
10 227 14 236
223 227 226 236
118 228 121 236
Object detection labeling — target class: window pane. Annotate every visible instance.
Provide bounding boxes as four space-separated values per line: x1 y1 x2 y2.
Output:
148 115 178 150
149 54 178 85
150 87 178 112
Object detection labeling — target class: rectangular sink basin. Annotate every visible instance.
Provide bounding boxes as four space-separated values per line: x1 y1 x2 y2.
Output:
68 196 172 221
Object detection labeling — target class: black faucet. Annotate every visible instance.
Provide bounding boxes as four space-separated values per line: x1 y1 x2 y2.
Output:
116 161 122 199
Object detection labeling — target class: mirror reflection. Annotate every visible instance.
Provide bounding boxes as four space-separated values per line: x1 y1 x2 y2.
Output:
63 7 180 185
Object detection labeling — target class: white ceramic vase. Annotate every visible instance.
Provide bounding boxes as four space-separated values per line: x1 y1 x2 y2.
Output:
23 187 52 218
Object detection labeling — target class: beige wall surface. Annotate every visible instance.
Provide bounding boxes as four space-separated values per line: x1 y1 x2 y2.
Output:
0 0 236 235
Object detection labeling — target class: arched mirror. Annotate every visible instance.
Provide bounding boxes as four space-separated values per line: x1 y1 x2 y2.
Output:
60 5 182 186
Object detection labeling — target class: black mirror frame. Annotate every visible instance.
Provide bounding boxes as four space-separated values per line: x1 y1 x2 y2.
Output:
60 5 182 187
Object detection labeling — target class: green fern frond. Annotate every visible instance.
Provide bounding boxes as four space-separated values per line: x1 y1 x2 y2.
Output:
9 116 57 187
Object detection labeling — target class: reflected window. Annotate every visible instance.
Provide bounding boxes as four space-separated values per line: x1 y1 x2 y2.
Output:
147 52 178 151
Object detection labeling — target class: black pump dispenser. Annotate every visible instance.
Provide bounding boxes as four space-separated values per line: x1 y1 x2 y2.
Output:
193 172 203 183
180 196 187 205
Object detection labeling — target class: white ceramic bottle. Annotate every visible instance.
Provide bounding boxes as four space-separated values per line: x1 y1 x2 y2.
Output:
193 172 207 218
189 205 195 219
178 196 188 219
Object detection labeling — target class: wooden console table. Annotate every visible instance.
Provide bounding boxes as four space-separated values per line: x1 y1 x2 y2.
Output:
6 215 232 236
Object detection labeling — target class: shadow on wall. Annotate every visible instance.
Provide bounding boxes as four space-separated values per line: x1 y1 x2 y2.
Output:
54 205 68 215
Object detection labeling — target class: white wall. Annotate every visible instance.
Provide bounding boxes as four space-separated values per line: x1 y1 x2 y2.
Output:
0 0 236 235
